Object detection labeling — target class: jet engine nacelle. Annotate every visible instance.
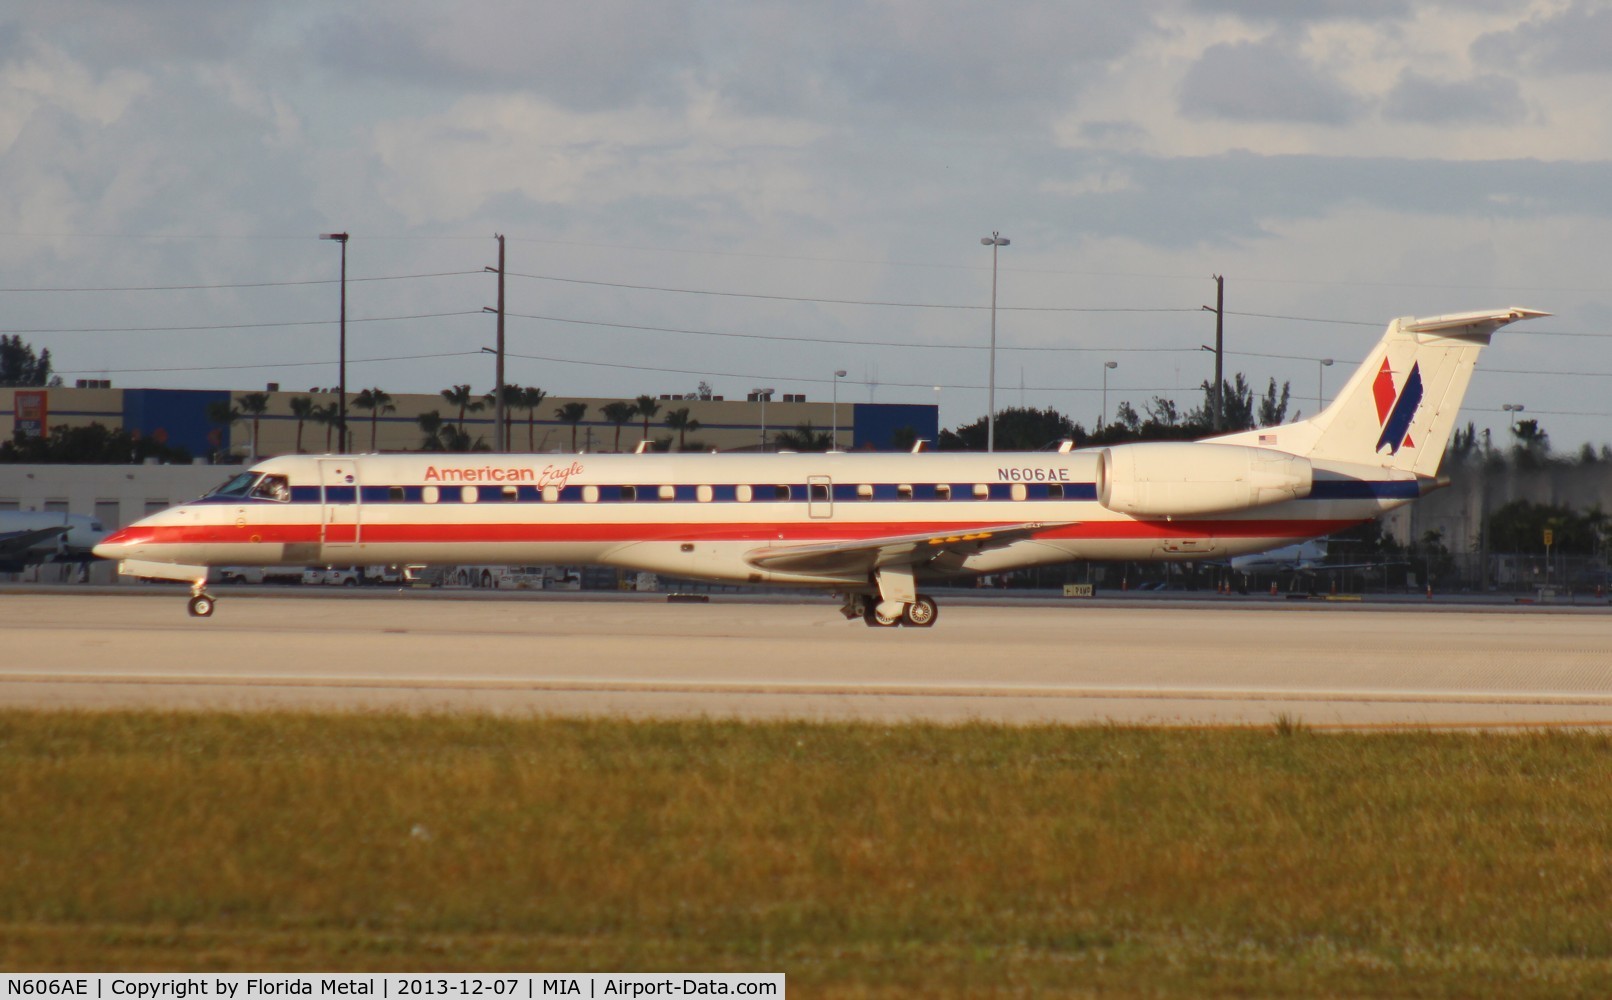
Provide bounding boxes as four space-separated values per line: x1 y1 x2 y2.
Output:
1097 442 1313 517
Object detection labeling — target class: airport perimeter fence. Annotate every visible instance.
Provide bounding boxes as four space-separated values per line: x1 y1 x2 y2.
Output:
1012 552 1612 599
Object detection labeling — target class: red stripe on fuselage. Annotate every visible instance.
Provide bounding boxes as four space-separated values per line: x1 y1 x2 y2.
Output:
113 517 1361 547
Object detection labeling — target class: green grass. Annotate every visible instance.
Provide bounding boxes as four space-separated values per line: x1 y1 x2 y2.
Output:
3 712 1612 997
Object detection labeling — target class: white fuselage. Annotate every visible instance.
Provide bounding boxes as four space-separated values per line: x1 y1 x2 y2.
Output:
95 450 1418 589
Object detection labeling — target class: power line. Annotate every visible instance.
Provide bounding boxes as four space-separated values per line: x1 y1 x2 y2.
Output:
0 271 481 293
507 271 1198 313
55 351 481 376
499 348 1188 393
505 310 1192 353
1 310 480 334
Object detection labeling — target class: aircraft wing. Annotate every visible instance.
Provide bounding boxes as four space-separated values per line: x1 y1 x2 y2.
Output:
0 526 70 559
744 521 1074 579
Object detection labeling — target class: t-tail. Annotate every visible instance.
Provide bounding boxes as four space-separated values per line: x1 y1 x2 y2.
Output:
1212 307 1548 476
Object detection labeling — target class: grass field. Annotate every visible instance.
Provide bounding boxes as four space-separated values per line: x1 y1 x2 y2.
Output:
3 711 1612 996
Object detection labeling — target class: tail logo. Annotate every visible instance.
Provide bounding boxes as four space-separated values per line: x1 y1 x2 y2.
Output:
1372 359 1423 455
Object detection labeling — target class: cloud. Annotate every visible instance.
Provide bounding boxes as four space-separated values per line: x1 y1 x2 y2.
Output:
702 0 1157 127
1184 0 1416 23
310 0 697 111
1473 0 1612 75
1178 37 1366 125
1038 150 1612 247
1383 70 1527 125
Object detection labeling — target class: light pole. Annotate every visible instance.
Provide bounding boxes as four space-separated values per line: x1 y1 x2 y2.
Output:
319 232 349 451
1101 361 1117 431
980 232 1009 451
1502 402 1524 432
477 343 496 438
751 387 774 452
1317 358 1334 410
832 370 847 451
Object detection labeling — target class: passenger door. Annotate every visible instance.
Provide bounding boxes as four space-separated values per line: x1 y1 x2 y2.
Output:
808 475 833 519
318 459 362 556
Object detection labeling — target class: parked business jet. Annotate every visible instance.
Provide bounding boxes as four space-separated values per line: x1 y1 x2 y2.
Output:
96 307 1545 625
0 510 109 573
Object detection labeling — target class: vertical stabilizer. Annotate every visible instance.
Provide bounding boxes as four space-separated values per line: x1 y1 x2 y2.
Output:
1212 307 1547 475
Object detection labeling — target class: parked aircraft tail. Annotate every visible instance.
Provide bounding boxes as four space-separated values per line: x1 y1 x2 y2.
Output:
1212 307 1547 476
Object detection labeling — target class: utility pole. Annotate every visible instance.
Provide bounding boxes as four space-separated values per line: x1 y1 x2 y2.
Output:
484 234 506 452
1201 274 1225 431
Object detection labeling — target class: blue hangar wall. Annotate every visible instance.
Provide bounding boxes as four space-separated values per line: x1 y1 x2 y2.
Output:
851 403 939 451
122 389 232 460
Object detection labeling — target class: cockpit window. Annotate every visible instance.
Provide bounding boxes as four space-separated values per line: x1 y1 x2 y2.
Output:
208 472 258 498
206 471 290 502
249 474 291 502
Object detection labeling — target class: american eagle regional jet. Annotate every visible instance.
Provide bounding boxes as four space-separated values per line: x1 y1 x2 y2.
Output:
95 307 1544 626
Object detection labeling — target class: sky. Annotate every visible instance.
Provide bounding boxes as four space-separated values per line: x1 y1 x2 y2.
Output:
4 0 1612 450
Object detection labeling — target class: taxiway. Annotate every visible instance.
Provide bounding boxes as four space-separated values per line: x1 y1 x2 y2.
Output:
1 591 1609 727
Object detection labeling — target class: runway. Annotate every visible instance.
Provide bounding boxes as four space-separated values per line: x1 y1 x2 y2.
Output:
2 590 1611 727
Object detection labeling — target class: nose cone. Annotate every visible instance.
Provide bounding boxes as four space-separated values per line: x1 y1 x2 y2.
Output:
93 526 138 560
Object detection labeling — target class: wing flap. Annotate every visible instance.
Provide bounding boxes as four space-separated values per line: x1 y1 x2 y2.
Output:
744 521 1072 579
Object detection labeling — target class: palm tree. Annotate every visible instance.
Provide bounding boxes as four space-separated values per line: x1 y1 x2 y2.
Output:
288 396 314 454
205 399 242 462
664 407 701 452
353 387 395 452
483 383 524 451
555 401 589 452
440 384 485 438
311 402 341 452
235 392 270 459
600 401 637 452
416 410 446 452
518 386 548 451
773 422 832 452
634 394 661 444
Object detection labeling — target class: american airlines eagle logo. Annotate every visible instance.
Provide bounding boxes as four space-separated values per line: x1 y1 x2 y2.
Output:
1372 358 1423 455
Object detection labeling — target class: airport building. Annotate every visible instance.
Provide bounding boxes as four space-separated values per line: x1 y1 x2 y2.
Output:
1 384 938 461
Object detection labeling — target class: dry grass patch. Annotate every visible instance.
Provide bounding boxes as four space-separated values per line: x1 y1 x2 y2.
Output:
2 712 1612 996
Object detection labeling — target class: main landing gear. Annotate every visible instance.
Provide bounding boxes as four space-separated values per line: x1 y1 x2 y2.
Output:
187 578 216 618
839 592 939 628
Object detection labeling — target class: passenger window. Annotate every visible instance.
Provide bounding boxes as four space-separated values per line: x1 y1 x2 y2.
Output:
774 485 791 501
696 485 713 503
1048 484 1064 500
935 484 951 500
857 484 873 500
505 486 521 502
658 485 676 501
621 485 637 502
389 486 405 502
542 486 559 503
1011 483 1027 501
583 485 599 503
973 484 989 500
810 483 830 502
736 485 753 502
461 486 478 504
422 486 439 504
897 484 913 500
